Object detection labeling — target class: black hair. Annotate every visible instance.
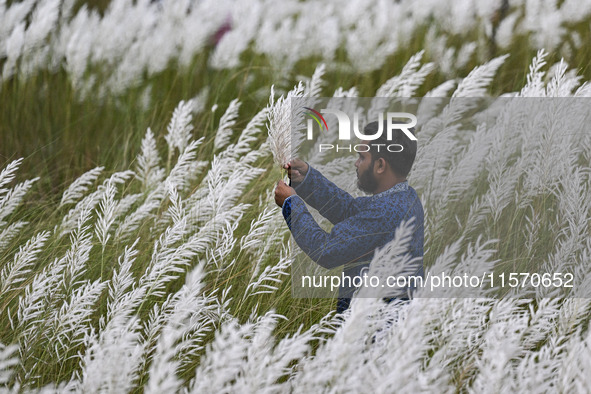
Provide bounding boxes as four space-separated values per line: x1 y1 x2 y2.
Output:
364 120 417 178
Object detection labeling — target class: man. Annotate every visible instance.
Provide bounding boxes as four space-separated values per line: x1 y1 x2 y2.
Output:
274 121 424 313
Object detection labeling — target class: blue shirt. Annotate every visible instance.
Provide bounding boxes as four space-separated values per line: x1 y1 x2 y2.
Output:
282 165 424 305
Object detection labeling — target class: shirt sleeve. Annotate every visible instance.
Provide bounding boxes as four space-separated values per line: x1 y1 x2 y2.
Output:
291 165 359 225
282 195 396 270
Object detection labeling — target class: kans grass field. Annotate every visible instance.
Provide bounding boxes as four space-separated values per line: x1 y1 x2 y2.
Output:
2 0 591 392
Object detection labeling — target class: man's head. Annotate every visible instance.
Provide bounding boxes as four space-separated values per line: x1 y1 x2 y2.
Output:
355 120 417 194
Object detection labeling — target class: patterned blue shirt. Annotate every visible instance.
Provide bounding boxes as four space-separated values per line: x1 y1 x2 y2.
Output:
282 165 424 304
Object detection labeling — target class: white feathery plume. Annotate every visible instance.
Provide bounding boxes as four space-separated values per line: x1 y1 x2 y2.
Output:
452 54 509 98
367 299 453 392
466 299 527 393
456 42 476 69
304 63 326 98
199 155 263 221
289 297 383 392
208 1 261 69
546 60 581 97
188 311 315 393
0 231 50 294
438 236 498 298
165 100 194 154
356 219 421 299
521 100 580 200
239 205 279 256
460 194 489 238
0 343 19 386
228 313 321 392
425 80 456 98
115 197 160 241
106 240 139 320
15 200 92 347
186 317 252 393
144 265 216 394
22 0 60 54
267 82 305 167
575 81 591 97
535 169 591 297
106 169 135 185
77 314 144 394
484 161 521 223
14 204 94 382
214 98 241 151
136 128 164 191
137 294 178 371
59 166 104 207
1 21 25 80
205 219 239 271
0 177 39 227
375 50 435 97
117 137 203 240
164 137 205 192
423 299 491 375
58 170 134 237
173 287 226 363
224 107 268 160
182 153 261 231
94 180 117 251
368 51 435 135
496 13 520 49
189 88 208 114
0 1 35 47
57 189 101 238
138 206 241 309
0 158 23 196
427 123 494 225
534 324 584 393
518 299 563 352
112 193 142 223
59 204 96 297
244 245 291 297
139 202 245 301
333 86 358 97
47 279 107 356
240 214 279 272
16 261 65 335
166 183 185 227
518 49 548 97
139 221 189 299
0 221 28 256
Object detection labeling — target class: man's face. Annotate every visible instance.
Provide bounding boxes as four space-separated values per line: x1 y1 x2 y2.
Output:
355 146 377 194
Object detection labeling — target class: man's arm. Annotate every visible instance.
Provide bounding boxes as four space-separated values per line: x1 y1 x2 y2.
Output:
282 195 396 269
290 163 359 225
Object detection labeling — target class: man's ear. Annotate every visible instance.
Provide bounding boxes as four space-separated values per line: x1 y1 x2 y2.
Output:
375 158 387 174
374 157 386 174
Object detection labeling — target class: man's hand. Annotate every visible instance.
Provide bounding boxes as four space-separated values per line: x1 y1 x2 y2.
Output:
284 159 309 184
275 180 296 207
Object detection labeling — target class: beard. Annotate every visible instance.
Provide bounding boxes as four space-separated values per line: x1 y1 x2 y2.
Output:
357 163 378 194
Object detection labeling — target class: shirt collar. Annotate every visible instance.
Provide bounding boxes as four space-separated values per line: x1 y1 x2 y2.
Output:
373 181 409 197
